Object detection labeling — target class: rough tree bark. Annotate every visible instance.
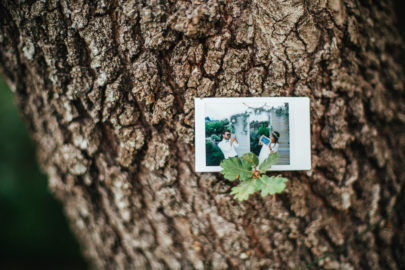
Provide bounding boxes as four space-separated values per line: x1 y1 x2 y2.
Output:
0 0 404 269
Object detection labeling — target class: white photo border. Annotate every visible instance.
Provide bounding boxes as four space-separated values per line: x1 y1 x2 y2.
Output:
194 97 311 172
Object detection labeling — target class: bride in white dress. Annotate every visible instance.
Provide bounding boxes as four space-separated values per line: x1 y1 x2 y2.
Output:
258 131 280 165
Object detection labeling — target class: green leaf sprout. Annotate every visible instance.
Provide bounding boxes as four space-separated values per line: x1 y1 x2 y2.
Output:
220 152 288 201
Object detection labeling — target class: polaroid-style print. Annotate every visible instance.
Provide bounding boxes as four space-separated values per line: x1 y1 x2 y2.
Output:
194 97 311 172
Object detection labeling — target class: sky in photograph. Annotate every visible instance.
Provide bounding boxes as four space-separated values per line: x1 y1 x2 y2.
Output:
205 100 287 120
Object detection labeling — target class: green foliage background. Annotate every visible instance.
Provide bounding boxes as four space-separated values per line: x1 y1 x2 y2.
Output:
205 119 230 166
205 141 224 166
205 119 230 137
0 79 86 269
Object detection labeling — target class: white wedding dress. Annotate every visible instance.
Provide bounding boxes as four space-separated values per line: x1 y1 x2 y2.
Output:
258 143 279 165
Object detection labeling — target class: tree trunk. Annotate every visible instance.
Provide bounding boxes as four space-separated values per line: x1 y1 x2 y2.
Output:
1 0 404 269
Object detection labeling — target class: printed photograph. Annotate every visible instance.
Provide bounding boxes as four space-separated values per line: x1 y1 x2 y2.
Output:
204 100 290 166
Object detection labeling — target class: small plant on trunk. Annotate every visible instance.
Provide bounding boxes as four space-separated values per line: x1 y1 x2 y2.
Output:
220 152 288 201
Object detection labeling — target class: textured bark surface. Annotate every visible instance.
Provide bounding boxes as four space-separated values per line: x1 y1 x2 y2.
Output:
1 0 405 269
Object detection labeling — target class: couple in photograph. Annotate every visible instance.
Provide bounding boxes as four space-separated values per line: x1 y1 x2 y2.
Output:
218 129 280 164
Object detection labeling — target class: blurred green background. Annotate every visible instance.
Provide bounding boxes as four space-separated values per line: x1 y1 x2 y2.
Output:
0 78 87 269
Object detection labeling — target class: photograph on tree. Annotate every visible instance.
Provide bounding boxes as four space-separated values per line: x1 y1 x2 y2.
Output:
204 100 290 166
195 97 311 172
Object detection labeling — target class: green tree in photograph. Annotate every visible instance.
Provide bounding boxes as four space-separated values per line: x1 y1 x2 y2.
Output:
250 121 270 155
206 141 224 166
210 134 221 142
205 120 229 137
